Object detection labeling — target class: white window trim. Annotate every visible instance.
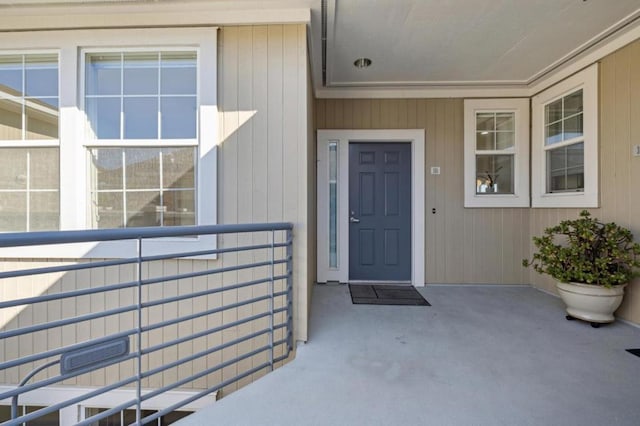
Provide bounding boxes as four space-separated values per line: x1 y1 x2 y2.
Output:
317 129 426 287
531 64 598 208
463 98 530 208
0 28 218 258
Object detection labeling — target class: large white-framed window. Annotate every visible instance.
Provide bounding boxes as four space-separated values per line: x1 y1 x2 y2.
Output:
83 49 198 229
0 52 60 231
0 28 218 258
532 64 598 208
463 98 530 208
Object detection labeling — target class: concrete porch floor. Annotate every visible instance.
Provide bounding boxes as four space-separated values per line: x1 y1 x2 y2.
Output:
180 284 640 426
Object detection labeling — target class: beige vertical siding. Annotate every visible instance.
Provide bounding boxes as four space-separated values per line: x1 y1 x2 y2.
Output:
218 23 310 338
530 39 640 324
315 98 530 285
0 24 311 396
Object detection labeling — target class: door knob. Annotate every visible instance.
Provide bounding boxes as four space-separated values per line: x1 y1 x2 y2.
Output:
350 216 360 223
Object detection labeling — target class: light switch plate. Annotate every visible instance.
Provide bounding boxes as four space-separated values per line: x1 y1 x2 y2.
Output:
633 145 640 157
430 166 441 175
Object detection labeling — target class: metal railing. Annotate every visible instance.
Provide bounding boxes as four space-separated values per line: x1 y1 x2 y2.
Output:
0 223 294 425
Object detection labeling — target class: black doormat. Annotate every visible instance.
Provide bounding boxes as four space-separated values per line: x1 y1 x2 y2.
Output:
348 284 430 306
626 349 640 358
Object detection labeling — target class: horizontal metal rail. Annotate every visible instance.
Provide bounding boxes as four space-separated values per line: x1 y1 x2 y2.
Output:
0 223 294 426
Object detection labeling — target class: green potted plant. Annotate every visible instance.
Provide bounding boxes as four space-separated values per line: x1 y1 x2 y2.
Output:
523 210 640 327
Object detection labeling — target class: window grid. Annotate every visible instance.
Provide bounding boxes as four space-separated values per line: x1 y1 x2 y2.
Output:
90 148 196 229
543 89 584 193
0 54 59 142
474 111 515 195
85 49 198 229
0 53 60 232
84 50 198 142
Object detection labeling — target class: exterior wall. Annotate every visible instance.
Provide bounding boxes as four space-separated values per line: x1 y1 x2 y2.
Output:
217 23 310 348
306 52 317 320
529 39 640 325
315 99 530 285
0 24 310 398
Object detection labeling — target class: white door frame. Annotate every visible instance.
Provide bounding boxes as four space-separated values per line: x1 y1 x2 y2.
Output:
317 129 425 287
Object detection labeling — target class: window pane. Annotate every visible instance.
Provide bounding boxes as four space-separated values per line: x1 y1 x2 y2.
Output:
0 148 27 189
548 146 566 172
545 99 562 124
86 53 121 96
0 55 22 94
26 103 58 140
126 191 161 227
329 142 338 268
546 143 584 193
161 411 193 425
0 98 23 140
495 131 514 150
476 113 494 131
125 148 160 190
90 148 123 190
95 192 124 229
162 148 195 189
163 190 195 226
0 192 26 231
476 154 514 194
30 191 59 231
567 142 584 167
476 132 494 150
124 97 157 139
24 406 59 426
124 52 159 96
161 52 197 95
90 147 195 228
563 114 583 140
86 97 121 139
25 55 58 97
161 96 196 139
30 148 59 189
564 90 582 117
495 113 514 131
545 121 562 145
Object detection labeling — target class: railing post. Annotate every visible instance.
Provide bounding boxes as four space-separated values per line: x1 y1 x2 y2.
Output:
286 228 294 353
135 237 143 426
269 230 275 371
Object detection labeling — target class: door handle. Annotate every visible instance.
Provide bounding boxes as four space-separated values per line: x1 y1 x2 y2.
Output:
350 216 360 223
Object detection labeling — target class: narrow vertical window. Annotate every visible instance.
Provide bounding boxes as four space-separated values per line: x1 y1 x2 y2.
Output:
0 53 60 231
328 141 338 268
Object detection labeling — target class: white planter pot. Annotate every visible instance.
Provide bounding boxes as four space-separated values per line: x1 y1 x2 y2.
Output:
556 281 626 325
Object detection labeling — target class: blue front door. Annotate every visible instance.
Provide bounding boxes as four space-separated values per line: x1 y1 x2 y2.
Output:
349 143 412 281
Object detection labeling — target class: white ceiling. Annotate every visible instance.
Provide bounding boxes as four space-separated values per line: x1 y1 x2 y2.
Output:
325 0 640 89
1 0 640 96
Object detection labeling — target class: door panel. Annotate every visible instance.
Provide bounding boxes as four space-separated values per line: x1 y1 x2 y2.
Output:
349 143 411 281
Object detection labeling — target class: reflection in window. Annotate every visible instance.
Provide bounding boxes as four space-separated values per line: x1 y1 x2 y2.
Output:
0 54 58 140
476 155 514 194
85 51 197 140
89 147 196 228
547 143 584 192
0 54 59 232
544 90 583 145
